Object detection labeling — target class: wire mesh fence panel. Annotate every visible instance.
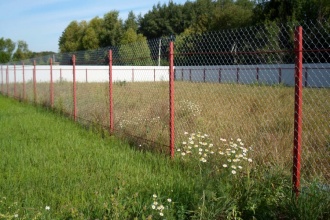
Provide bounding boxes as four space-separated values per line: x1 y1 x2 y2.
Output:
74 64 110 129
23 65 34 103
53 67 74 117
111 40 171 153
174 22 329 186
35 65 51 106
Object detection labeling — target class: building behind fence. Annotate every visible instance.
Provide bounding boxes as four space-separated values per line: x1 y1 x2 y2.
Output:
1 21 329 195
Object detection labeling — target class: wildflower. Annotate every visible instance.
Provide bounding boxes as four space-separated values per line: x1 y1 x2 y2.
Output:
184 131 189 135
199 148 203 152
153 194 157 198
223 164 228 167
14 214 18 218
220 138 227 142
237 138 241 142
182 141 187 145
227 159 232 162
152 205 156 209
232 170 237 175
248 158 253 162
219 151 224 155
238 166 243 169
200 158 207 162
177 149 181 152
167 198 172 202
160 212 164 216
209 143 213 147
45 206 50 210
188 146 192 149
181 152 186 156
231 165 237 169
194 144 198 148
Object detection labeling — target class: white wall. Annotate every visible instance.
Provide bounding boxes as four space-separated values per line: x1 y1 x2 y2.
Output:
0 65 170 83
1 64 329 87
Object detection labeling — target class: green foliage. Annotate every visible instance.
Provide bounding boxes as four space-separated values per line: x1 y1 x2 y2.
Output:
0 37 15 63
119 28 153 65
58 20 84 52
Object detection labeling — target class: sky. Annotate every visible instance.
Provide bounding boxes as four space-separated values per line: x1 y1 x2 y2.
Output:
0 0 187 53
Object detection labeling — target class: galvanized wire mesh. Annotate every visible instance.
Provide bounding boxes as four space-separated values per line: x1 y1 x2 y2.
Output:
0 21 329 186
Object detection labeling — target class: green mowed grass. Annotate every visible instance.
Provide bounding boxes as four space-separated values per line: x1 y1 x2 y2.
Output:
0 95 198 219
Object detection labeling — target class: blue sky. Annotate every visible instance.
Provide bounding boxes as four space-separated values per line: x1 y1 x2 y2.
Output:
0 0 187 53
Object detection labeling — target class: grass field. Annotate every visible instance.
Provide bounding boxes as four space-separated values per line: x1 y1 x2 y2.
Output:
0 94 330 219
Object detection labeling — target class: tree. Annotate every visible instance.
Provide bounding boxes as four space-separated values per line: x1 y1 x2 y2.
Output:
12 40 32 61
252 0 329 24
124 11 138 31
0 37 15 63
210 0 254 30
119 28 153 65
99 11 123 47
82 27 99 50
138 2 185 39
59 21 85 52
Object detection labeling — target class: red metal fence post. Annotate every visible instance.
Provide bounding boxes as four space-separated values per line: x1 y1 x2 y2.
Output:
169 42 175 158
109 50 114 134
50 58 54 108
72 55 77 121
293 26 303 197
33 60 37 103
14 64 16 98
22 62 25 100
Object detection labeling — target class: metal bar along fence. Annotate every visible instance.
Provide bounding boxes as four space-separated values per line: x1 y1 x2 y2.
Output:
0 22 329 196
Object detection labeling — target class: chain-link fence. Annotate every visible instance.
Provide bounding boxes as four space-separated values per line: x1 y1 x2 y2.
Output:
1 21 329 192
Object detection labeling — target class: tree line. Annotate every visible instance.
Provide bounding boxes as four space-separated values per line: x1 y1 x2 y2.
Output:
58 0 329 52
0 38 54 64
1 0 329 64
